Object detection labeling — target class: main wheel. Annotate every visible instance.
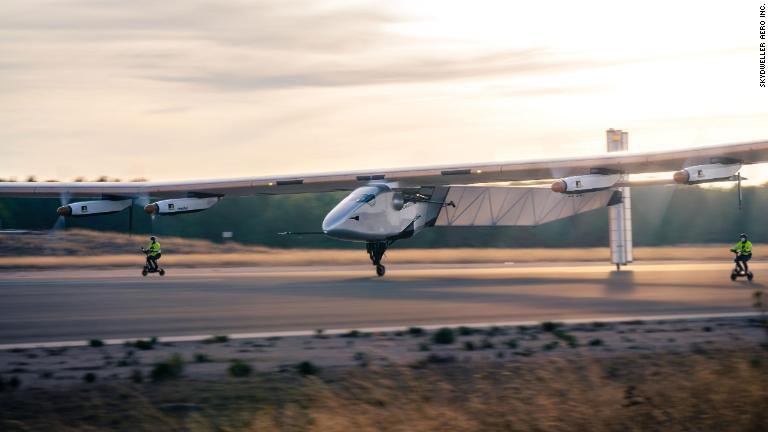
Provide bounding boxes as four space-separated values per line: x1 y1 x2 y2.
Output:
142 268 148 277
376 264 386 277
730 270 737 281
159 268 166 276
748 272 754 281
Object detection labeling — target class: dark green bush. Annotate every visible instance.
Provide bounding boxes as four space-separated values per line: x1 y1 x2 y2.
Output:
463 341 476 351
542 341 560 351
131 369 143 383
228 360 253 378
588 338 604 347
425 353 456 364
150 353 184 381
89 339 105 348
485 326 504 336
553 330 578 348
203 335 229 344
297 361 319 376
541 322 563 332
480 339 495 349
505 339 519 349
8 376 20 390
193 353 210 363
408 327 425 336
432 328 455 345
83 372 97 383
128 337 157 350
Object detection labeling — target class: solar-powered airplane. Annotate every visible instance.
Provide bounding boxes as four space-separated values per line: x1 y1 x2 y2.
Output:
2 130 767 276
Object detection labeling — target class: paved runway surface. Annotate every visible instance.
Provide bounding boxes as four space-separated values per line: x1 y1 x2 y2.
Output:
0 262 763 344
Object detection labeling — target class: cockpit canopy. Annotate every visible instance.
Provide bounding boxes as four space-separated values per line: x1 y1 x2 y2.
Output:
322 184 390 233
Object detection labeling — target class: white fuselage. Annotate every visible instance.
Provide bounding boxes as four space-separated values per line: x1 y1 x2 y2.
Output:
322 185 433 242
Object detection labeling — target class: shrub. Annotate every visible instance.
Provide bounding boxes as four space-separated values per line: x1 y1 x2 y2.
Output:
588 338 604 347
425 353 456 364
542 341 560 351
418 343 431 351
463 341 476 351
408 327 425 336
432 328 455 345
297 361 319 376
341 330 362 338
151 353 185 381
457 326 477 336
505 339 519 349
8 376 20 390
480 339 495 350
354 352 370 367
83 372 97 383
89 339 105 348
623 320 645 325
553 330 578 348
541 321 563 332
193 353 210 363
228 360 253 378
129 337 157 350
485 326 504 337
131 369 143 383
203 335 229 344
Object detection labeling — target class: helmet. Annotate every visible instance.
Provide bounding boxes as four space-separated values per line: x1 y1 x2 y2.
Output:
739 233 748 240
150 236 156 241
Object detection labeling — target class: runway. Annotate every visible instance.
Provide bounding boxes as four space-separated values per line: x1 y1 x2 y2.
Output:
0 262 763 344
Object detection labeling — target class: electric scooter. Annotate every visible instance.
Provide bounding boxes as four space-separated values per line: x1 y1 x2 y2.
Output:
730 251 753 281
141 248 165 277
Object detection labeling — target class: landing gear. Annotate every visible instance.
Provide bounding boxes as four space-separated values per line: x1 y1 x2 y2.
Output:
367 241 392 277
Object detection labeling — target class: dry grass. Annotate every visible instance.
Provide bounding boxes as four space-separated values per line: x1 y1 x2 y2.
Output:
0 229 737 269
1 347 766 431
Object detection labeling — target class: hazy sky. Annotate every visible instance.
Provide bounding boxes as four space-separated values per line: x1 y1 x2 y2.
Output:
1 0 766 182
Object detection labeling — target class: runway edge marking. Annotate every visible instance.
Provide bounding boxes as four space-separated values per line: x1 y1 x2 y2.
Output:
0 311 759 350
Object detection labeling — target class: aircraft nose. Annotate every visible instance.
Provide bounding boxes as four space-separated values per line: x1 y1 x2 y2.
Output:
321 212 344 235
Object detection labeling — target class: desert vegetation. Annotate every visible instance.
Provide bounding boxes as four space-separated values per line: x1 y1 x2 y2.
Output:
1 346 766 431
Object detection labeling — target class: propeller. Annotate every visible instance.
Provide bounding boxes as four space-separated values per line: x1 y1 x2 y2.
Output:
51 191 72 233
130 193 156 237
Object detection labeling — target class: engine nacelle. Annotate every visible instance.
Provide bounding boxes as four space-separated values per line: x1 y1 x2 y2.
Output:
57 199 132 217
144 197 221 216
673 162 741 184
551 169 621 194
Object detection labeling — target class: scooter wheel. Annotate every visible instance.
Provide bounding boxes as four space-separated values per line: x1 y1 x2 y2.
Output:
159 269 165 276
748 272 754 281
376 264 386 277
730 271 737 281
142 269 148 277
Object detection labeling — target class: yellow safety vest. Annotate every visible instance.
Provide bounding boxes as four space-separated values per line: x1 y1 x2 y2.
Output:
731 240 752 255
146 241 161 256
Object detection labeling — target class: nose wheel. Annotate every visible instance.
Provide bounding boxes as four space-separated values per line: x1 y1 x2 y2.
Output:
367 241 392 277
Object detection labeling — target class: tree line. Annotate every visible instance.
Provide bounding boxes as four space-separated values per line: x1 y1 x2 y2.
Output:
0 185 759 248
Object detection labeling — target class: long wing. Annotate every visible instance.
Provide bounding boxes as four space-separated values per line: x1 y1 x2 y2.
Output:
2 140 767 198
